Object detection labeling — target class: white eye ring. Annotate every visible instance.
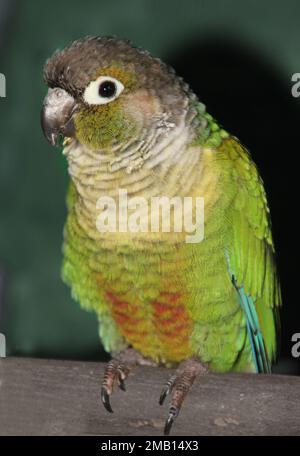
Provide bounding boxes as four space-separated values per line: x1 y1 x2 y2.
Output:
83 75 124 105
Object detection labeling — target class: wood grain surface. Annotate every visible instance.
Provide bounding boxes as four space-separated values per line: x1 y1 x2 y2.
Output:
0 357 299 436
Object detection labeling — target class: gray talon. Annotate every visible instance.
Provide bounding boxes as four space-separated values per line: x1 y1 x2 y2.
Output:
101 387 113 413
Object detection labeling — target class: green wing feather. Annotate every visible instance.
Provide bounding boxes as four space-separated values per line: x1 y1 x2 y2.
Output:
218 137 281 371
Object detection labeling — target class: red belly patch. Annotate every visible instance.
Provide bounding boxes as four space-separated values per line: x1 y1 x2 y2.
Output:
105 290 193 363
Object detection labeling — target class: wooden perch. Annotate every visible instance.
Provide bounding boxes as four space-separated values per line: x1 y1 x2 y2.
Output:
0 357 299 436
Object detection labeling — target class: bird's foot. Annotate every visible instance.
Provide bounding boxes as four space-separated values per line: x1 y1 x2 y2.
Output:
159 358 208 435
101 347 156 413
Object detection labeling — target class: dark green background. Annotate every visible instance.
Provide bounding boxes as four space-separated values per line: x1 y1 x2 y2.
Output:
0 0 299 372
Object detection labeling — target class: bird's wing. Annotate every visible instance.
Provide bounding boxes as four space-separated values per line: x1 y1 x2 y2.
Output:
216 137 281 372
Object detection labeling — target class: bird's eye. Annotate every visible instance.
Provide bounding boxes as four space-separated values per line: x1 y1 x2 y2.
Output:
83 76 124 105
98 80 116 98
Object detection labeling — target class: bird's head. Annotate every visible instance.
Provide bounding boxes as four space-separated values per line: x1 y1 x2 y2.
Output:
41 36 195 154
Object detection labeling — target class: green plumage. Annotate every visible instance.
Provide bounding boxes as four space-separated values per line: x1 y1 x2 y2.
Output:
62 108 281 372
42 37 281 373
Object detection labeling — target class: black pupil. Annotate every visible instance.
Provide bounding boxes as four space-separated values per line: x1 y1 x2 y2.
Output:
99 80 116 98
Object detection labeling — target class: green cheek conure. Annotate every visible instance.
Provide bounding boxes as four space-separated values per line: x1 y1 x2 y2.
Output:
41 36 281 435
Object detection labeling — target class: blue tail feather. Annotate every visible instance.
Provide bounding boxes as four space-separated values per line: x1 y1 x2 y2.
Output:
232 277 271 374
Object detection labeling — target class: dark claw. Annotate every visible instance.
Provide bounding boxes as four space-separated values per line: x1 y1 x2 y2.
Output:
101 387 113 413
118 376 126 392
159 374 176 405
159 386 169 405
164 414 174 435
164 405 178 435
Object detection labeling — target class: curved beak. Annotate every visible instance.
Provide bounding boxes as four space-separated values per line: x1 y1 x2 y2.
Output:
41 88 77 146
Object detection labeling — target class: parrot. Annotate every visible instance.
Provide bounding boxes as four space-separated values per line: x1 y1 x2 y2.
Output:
41 36 281 435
